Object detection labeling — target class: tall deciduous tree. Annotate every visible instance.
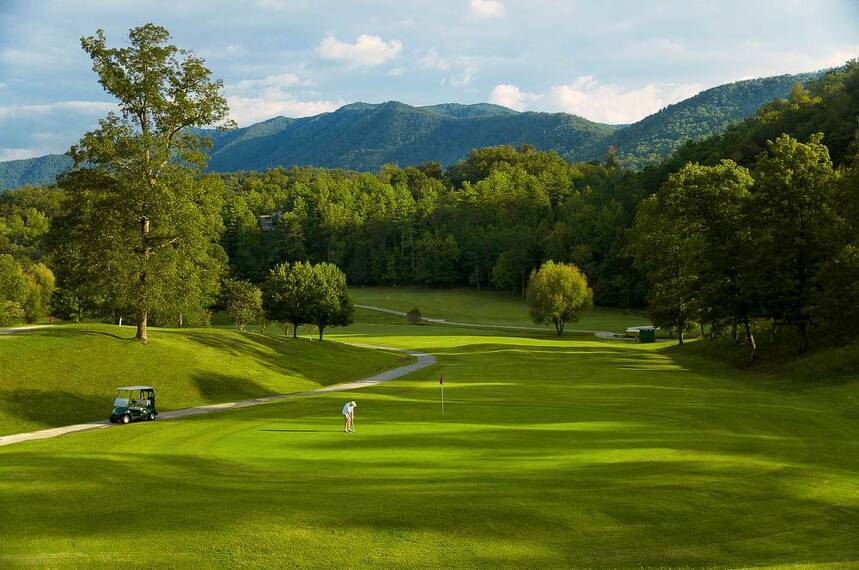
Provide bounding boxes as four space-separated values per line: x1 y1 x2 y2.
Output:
51 24 231 342
265 261 315 337
222 279 262 332
307 262 354 340
526 260 593 335
748 134 838 352
628 196 698 344
660 160 756 356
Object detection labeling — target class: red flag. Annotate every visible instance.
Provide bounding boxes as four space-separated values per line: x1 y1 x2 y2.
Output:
439 375 445 385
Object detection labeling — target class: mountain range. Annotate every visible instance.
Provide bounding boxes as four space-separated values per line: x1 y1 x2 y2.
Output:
0 69 819 190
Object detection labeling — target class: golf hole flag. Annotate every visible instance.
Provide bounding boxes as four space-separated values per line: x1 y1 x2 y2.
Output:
439 375 445 415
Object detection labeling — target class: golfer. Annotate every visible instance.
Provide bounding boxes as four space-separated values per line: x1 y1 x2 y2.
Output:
342 400 357 432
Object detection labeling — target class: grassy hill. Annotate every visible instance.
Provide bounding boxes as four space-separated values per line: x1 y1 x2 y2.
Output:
350 286 647 332
0 324 407 435
1 314 856 566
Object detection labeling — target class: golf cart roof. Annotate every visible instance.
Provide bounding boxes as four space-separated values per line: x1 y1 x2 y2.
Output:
116 386 155 391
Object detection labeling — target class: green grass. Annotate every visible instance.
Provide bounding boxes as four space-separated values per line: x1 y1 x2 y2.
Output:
350 285 648 332
0 324 408 436
1 316 857 567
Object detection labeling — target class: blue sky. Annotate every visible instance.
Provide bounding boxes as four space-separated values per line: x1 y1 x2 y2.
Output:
1 0 857 161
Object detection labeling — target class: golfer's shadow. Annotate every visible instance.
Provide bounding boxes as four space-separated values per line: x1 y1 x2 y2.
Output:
260 429 337 433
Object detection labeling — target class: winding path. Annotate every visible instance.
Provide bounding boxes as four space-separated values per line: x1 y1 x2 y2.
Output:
0 347 435 448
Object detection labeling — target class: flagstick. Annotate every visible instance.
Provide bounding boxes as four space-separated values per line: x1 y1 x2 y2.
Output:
441 383 444 416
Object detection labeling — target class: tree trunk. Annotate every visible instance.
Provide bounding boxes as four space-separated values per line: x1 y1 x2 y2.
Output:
699 323 705 339
318 326 325 341
136 216 151 343
292 322 298 338
731 321 738 344
798 321 808 353
474 262 480 291
136 308 148 343
677 321 685 345
743 319 757 361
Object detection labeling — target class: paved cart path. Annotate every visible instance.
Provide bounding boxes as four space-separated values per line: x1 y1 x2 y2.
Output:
0 346 435 448
355 304 634 340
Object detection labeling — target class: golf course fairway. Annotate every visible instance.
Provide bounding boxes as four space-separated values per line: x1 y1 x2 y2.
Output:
1 321 857 568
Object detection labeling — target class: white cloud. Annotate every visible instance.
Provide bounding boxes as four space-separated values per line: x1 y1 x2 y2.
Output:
0 100 116 121
488 78 702 123
449 64 477 87
418 49 450 71
548 77 703 123
488 84 540 111
225 71 338 125
468 0 505 19
231 72 308 94
0 147 55 161
226 96 343 125
317 34 402 66
0 82 7 89
256 0 304 10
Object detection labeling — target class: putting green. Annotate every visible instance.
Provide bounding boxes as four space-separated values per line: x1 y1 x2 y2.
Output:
1 321 857 568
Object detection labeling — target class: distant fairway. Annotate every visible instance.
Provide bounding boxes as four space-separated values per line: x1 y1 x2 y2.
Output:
1 313 857 567
0 324 407 436
350 286 647 332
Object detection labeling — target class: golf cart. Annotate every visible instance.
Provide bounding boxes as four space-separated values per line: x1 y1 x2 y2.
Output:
109 386 158 424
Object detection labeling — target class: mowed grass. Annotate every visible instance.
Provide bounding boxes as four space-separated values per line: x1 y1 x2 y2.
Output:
1 319 857 568
350 285 648 332
0 324 408 436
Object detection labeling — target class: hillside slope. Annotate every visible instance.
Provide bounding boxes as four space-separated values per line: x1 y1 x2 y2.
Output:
584 71 819 168
0 154 73 191
0 324 406 435
203 101 617 172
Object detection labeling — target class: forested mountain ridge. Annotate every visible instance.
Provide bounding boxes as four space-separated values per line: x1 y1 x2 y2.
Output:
0 68 824 190
202 101 617 172
590 71 821 169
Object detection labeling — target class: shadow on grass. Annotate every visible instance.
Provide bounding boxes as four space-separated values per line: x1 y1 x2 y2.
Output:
0 390 107 432
1 445 857 567
191 372 273 403
11 327 133 341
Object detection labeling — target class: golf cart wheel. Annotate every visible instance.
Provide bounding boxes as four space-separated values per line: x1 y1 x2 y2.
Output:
147 412 156 421
121 414 131 425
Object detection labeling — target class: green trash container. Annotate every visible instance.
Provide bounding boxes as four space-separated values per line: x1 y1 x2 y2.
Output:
638 326 656 343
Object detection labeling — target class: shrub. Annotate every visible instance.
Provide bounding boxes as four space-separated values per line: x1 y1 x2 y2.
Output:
406 307 423 325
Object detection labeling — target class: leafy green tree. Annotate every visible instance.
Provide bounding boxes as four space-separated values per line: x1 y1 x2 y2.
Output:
526 260 593 335
406 307 422 324
51 24 231 343
222 279 262 332
52 288 84 323
660 160 756 356
0 254 27 326
307 262 354 340
628 196 698 344
748 134 839 352
22 263 56 323
414 231 460 286
265 261 315 338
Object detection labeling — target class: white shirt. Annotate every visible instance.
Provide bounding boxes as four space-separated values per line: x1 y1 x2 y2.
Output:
342 402 355 416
